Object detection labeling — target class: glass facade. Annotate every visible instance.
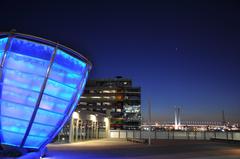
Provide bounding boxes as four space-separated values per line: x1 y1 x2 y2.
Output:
0 34 90 150
78 77 141 130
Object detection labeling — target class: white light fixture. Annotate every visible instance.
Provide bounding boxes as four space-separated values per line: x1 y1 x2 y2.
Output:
72 112 79 120
90 114 97 122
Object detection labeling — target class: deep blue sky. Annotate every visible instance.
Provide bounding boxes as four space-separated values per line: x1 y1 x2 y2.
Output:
1 0 240 122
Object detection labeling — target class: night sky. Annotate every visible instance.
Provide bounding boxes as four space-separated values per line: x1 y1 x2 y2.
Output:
1 0 240 122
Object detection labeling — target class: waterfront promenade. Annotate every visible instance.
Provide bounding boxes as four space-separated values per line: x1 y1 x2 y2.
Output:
47 139 240 159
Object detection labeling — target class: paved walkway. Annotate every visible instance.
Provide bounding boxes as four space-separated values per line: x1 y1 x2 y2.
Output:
47 139 240 159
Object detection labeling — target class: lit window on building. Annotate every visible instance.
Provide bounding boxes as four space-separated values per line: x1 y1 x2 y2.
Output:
124 105 140 113
116 95 122 100
116 109 122 112
103 90 116 93
103 102 111 106
112 90 116 93
91 96 101 99
103 90 110 93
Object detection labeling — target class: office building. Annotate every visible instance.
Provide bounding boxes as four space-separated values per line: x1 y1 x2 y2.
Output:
77 76 141 129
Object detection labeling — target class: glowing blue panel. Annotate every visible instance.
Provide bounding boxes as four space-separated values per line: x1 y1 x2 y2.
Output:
44 79 76 101
9 38 54 61
0 37 7 62
0 37 7 50
1 84 39 106
29 123 55 137
39 94 69 114
0 35 90 150
2 68 44 92
49 63 82 88
57 71 88 128
0 130 24 147
4 52 50 76
34 109 63 126
0 100 34 121
54 49 86 75
1 116 28 134
24 135 47 149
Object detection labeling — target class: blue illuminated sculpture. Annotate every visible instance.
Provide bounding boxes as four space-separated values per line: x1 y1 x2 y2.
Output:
0 32 91 152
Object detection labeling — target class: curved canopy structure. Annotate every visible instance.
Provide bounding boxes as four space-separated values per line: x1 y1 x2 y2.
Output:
0 32 91 150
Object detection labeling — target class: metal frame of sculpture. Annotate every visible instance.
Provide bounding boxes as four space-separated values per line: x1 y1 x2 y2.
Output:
0 32 91 152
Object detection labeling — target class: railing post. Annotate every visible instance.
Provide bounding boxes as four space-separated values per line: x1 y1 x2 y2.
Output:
87 121 90 140
91 122 94 139
84 123 86 140
97 122 99 139
154 129 157 140
118 130 120 139
167 130 170 140
140 129 142 139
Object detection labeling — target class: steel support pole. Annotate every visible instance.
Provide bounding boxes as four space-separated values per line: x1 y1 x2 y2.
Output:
140 129 142 139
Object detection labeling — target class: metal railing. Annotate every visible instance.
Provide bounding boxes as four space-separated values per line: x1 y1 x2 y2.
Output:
110 130 240 141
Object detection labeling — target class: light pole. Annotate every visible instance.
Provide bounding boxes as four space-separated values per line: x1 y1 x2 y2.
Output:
148 100 151 145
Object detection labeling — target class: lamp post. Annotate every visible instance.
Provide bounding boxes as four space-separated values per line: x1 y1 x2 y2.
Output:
148 100 151 145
